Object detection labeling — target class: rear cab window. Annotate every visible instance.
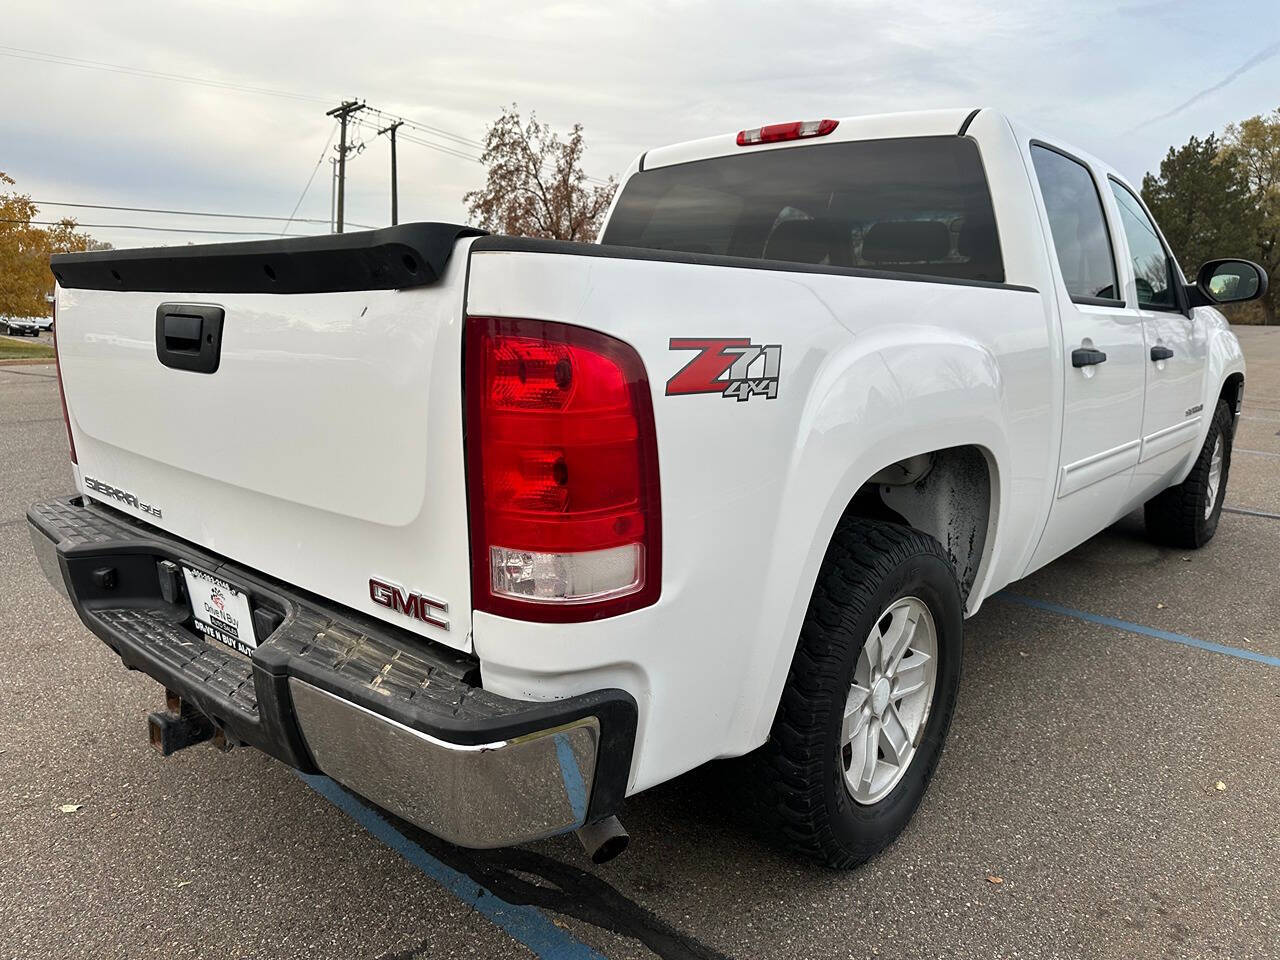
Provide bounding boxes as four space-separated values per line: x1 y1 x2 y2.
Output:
602 136 1005 284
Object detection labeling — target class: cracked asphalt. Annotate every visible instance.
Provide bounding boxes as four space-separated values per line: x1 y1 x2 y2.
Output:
2 327 1277 960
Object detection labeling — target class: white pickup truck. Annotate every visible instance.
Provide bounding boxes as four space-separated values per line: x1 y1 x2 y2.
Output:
31 108 1267 868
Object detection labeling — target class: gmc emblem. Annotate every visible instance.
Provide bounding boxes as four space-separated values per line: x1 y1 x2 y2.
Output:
369 577 449 630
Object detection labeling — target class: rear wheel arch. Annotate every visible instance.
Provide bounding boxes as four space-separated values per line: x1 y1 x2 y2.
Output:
739 436 1003 754
840 444 1000 612
736 338 1009 755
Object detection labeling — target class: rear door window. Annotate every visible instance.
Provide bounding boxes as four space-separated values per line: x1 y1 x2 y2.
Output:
1029 144 1120 304
603 136 1005 283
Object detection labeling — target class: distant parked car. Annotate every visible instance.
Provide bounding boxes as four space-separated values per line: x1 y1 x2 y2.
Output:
1 316 42 336
35 316 54 333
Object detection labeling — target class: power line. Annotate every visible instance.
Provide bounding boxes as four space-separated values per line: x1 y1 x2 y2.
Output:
353 117 614 187
364 106 485 149
2 218 318 237
29 198 371 228
353 118 481 163
360 110 612 186
3 45 615 191
0 45 328 104
281 122 339 235
0 45 499 168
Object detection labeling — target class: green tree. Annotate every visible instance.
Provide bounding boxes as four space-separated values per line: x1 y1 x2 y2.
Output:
1141 133 1260 288
1222 109 1280 324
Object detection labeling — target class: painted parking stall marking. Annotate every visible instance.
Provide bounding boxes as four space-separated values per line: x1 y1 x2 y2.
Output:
299 773 606 960
1223 505 1280 521
998 593 1280 668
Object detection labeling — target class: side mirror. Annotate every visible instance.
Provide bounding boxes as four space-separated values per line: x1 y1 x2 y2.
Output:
1190 259 1269 306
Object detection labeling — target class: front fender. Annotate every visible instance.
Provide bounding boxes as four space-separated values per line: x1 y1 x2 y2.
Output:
1184 310 1245 483
1206 312 1245 409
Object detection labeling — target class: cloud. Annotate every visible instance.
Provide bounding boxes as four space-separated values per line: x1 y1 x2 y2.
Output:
3 0 1276 247
1126 38 1280 134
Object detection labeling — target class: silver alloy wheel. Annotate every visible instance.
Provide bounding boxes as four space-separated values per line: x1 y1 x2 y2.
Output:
1205 434 1224 520
840 596 938 805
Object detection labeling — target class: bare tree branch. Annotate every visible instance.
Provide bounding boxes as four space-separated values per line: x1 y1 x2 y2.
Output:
464 105 616 242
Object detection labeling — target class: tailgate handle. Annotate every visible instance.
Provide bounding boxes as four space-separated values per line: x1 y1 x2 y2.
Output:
163 313 202 352
156 304 225 374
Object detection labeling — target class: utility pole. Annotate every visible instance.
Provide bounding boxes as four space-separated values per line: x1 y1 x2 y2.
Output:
329 157 338 233
325 100 365 233
376 120 404 225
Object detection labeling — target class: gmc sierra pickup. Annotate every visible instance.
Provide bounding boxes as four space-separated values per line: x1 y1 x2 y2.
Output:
31 108 1267 868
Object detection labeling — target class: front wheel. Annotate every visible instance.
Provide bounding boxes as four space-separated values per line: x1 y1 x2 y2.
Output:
756 517 963 868
1144 399 1233 549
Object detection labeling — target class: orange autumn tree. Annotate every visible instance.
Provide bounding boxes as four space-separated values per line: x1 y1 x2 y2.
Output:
0 171 108 317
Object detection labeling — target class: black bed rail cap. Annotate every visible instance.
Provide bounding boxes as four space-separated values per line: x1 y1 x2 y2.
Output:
50 222 487 295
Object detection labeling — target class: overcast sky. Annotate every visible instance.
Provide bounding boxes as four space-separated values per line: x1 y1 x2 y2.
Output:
4 0 1278 249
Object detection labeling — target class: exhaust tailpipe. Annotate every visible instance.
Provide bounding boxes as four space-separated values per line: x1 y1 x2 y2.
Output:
575 816 629 864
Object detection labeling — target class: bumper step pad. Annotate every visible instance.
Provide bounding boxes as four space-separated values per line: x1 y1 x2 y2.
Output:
95 607 259 716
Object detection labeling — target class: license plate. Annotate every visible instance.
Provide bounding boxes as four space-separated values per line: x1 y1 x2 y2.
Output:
182 566 257 655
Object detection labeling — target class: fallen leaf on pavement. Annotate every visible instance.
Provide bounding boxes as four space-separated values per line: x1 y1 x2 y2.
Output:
59 804 83 814
1215 781 1226 791
987 875 1004 885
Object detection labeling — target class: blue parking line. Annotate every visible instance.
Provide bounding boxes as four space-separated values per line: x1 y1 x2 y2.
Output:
1223 505 1280 521
298 772 606 960
997 593 1280 668
554 733 589 824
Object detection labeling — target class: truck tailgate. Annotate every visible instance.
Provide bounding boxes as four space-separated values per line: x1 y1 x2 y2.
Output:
52 228 477 651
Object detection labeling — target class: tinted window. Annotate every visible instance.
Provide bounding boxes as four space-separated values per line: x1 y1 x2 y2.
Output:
1110 181 1178 309
603 137 1004 283
1030 145 1118 302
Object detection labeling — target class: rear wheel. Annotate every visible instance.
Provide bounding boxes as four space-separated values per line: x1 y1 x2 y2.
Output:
757 517 963 868
1144 399 1233 549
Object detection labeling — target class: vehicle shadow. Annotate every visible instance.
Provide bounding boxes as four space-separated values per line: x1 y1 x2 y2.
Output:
379 784 741 960
378 512 1172 960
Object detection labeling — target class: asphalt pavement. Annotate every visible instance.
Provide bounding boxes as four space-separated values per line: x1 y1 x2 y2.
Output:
2 328 1277 960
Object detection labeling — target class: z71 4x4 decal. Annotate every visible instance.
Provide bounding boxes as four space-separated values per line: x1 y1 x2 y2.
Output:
665 338 782 402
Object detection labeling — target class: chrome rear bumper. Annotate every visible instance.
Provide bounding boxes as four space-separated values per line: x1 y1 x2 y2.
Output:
28 495 635 850
289 680 599 847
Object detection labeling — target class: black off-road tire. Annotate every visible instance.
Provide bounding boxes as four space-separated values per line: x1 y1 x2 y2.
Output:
756 517 963 868
1144 399 1234 549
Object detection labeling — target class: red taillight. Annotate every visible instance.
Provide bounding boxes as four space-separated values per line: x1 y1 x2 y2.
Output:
466 317 661 622
736 118 838 147
51 295 77 464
